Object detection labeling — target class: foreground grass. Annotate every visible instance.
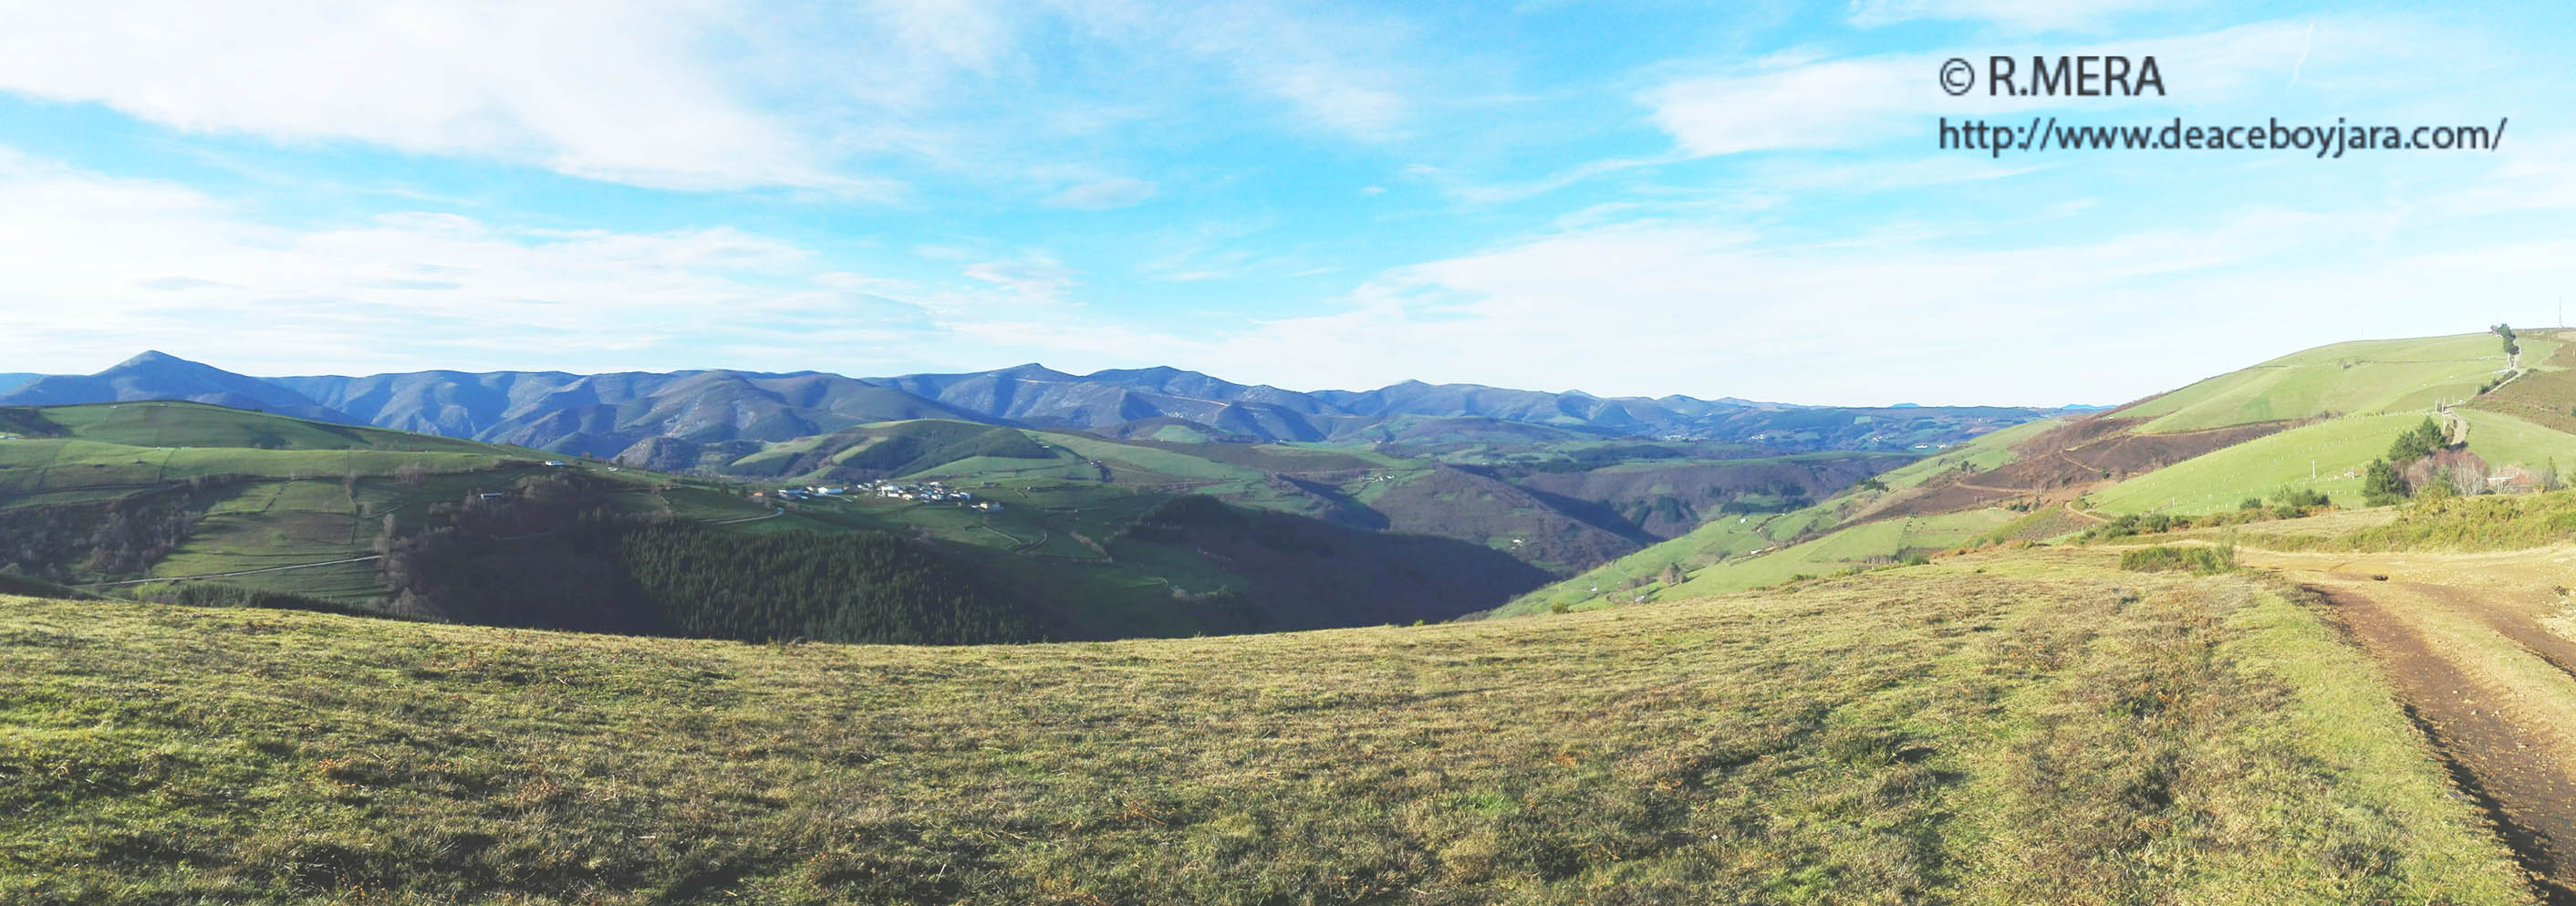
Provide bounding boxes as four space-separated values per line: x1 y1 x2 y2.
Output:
0 548 2533 904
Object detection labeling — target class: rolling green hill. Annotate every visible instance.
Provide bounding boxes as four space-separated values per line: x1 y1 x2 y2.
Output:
0 544 2528 904
2112 332 2551 432
1512 328 2576 618
1499 417 2062 614
681 417 1908 577
2088 409 2576 515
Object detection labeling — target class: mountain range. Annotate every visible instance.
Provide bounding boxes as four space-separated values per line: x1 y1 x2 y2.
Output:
0 351 2082 459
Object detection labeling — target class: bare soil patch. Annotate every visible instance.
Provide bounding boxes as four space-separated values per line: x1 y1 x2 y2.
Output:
2250 546 2576 903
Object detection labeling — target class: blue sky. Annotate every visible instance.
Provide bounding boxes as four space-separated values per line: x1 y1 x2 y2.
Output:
0 0 2569 405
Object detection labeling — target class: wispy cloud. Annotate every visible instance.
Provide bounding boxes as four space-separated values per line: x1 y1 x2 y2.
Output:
0 1 870 192
1044 176 1159 210
0 149 917 372
1847 0 2173 33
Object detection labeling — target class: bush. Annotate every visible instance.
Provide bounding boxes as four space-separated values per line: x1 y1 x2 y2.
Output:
2272 488 2331 509
2239 497 2264 511
2119 542 2237 576
2339 490 2576 551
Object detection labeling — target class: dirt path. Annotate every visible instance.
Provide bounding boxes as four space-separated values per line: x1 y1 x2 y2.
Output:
2244 546 2576 903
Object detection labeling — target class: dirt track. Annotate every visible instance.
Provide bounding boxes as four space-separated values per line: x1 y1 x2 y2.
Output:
2247 547 2576 903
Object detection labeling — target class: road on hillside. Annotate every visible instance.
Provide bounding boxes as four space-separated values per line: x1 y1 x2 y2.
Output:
2245 546 2576 905
706 506 784 525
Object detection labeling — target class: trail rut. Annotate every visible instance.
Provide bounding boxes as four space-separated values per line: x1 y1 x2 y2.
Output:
2246 546 2576 904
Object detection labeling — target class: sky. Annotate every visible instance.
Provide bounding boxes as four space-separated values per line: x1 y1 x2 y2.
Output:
0 0 2570 406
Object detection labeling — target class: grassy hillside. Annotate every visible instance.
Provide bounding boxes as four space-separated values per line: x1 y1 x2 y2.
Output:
2113 332 2553 433
1500 422 2057 614
2088 410 2576 516
1515 330 2576 620
36 402 501 453
0 401 795 601
703 418 1911 578
0 546 2530 904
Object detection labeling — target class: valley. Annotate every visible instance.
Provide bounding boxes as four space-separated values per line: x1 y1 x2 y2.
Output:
0 398 1906 641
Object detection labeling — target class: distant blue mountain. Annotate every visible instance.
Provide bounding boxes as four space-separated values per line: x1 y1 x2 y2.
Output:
1 352 2089 457
0 352 352 423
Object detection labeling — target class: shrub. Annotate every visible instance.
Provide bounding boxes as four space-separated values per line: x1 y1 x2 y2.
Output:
2272 488 2331 509
2339 490 2576 551
2119 542 2237 576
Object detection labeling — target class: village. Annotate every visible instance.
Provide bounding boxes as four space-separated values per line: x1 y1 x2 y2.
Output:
759 479 1002 512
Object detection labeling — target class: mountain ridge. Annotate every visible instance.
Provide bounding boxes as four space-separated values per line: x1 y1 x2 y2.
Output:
3 352 2084 456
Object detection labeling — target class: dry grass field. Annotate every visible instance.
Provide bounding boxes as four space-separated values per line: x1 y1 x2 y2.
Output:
0 545 2531 904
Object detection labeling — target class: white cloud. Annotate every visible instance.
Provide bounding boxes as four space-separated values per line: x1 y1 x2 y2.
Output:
958 258 1078 308
0 0 853 192
1044 176 1159 209
0 151 927 373
1164 206 2571 405
1645 19 2361 158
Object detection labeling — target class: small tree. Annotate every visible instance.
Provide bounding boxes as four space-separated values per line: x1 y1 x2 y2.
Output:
2362 458 2405 506
2388 417 2446 465
1659 563 1687 586
2493 323 2519 356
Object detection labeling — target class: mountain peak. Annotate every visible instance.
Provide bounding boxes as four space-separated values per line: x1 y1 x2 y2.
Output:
0 349 351 424
990 362 1071 380
115 349 192 370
